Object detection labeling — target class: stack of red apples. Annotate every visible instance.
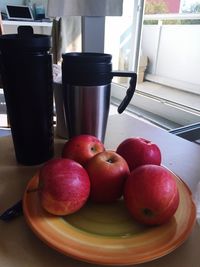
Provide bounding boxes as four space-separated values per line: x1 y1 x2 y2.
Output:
38 135 180 226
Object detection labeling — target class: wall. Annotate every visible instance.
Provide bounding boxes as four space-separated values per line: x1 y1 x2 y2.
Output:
141 24 200 94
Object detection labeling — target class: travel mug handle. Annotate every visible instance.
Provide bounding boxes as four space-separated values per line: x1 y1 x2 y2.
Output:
111 71 137 114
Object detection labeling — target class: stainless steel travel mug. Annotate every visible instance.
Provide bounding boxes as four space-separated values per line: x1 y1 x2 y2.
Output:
62 52 137 142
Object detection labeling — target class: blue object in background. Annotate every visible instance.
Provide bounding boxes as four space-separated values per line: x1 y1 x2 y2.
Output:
0 129 11 136
34 4 45 20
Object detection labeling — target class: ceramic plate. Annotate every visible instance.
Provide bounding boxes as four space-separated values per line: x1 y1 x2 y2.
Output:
23 170 196 266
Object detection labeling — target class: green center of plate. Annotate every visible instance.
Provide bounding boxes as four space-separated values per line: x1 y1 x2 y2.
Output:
63 199 147 237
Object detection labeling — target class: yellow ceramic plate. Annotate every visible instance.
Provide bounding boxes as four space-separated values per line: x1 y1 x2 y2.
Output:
23 170 196 266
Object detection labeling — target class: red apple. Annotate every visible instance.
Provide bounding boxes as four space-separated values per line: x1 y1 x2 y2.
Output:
116 137 161 171
62 134 105 166
38 158 90 216
85 150 130 203
124 164 180 225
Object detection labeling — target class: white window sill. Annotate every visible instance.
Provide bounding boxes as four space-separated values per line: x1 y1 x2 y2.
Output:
111 80 200 130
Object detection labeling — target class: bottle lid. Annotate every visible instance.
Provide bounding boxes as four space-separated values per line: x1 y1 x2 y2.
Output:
0 26 51 52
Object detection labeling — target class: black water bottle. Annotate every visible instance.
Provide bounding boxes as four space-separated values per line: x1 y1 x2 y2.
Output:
0 26 54 165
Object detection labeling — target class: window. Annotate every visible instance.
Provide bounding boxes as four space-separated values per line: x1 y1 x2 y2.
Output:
104 0 200 130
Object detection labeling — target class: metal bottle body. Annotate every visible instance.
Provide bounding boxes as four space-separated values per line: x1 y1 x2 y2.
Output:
63 84 111 142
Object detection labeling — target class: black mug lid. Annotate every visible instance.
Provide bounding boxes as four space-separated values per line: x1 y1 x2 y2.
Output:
0 26 51 52
62 52 112 86
62 52 112 63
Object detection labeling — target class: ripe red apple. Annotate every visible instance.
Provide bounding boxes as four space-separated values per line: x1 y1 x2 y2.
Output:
62 134 105 166
85 150 130 203
116 137 161 171
38 158 90 216
123 164 180 225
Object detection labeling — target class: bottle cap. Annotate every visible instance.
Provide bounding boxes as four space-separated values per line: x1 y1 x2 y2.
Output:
0 26 51 52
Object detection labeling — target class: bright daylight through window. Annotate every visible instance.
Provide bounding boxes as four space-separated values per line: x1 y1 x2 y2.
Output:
105 0 200 134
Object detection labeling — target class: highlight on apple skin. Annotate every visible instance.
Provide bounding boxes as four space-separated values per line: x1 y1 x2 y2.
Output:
38 158 91 216
123 164 180 226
